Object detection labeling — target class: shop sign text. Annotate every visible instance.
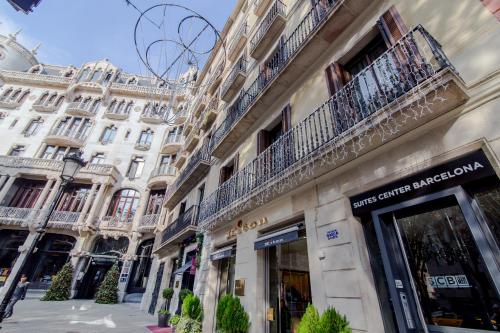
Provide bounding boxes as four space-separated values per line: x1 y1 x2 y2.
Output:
427 275 470 289
226 217 268 239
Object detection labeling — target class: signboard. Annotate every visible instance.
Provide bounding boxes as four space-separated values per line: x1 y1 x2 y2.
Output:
427 275 470 289
254 228 299 250
350 150 495 215
226 218 268 239
210 246 235 261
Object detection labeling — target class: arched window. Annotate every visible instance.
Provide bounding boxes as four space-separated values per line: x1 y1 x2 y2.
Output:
108 99 117 113
159 105 168 116
142 103 151 115
1 88 13 101
78 68 91 82
73 95 82 103
127 238 154 293
125 101 133 115
90 69 103 82
17 90 30 103
102 71 113 85
9 89 21 101
81 96 92 109
106 189 140 220
137 129 153 146
64 69 74 78
38 92 49 105
116 100 126 114
55 95 65 107
30 66 41 74
100 125 117 144
47 93 57 104
91 99 101 113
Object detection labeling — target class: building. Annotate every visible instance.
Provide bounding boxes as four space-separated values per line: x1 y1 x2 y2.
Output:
6 0 42 14
147 0 500 333
0 31 190 303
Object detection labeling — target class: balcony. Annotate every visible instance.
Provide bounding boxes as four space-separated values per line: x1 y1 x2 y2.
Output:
0 207 37 227
184 129 201 153
164 144 211 209
138 214 159 233
211 0 380 158
97 216 133 232
174 151 188 169
249 0 286 60
227 23 248 62
254 0 272 16
47 211 83 230
199 26 468 229
148 165 176 188
182 122 193 136
200 97 219 131
134 142 151 151
193 95 209 119
45 128 87 147
104 108 129 120
32 102 59 113
175 110 188 125
0 100 21 109
162 134 183 154
140 111 167 124
157 205 198 250
221 58 247 102
0 70 71 88
65 102 97 117
207 61 225 95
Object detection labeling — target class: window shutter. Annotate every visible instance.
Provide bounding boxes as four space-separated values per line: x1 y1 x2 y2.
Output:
219 166 227 185
233 152 240 173
378 6 408 47
257 130 270 154
282 104 292 132
324 62 348 96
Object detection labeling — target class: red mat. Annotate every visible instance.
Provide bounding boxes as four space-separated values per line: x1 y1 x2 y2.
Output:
146 325 174 333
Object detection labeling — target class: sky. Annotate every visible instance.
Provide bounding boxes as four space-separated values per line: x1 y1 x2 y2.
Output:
0 0 236 76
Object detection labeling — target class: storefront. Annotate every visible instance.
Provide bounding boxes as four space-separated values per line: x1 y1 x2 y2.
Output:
351 150 500 332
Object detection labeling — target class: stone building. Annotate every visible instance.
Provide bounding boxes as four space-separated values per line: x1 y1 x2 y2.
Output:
147 0 500 333
0 31 189 303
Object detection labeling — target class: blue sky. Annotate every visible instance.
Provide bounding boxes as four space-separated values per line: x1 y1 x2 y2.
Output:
0 0 236 75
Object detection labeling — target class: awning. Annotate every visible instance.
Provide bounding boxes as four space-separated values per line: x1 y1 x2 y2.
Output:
174 262 192 275
254 225 300 250
210 246 236 261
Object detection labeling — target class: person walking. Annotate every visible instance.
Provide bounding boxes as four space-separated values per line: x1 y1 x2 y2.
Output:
3 274 29 319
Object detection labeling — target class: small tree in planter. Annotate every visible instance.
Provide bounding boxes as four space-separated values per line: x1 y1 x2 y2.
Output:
217 294 250 333
158 288 174 327
95 263 119 304
297 304 351 333
176 294 203 333
41 262 73 301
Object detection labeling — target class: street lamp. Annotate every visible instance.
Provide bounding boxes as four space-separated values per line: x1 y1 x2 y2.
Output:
0 151 86 324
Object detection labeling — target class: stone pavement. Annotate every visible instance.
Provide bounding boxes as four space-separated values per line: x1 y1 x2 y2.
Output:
1 299 157 332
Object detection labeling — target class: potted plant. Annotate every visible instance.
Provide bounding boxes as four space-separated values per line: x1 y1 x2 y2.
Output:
158 288 174 327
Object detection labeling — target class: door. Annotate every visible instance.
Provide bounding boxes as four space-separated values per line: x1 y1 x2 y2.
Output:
76 260 114 299
372 187 500 332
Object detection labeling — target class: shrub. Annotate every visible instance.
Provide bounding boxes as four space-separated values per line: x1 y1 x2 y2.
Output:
176 317 202 333
162 288 174 300
170 315 181 327
216 294 232 330
95 263 119 304
297 304 320 333
219 295 250 333
158 309 170 316
318 307 352 333
181 294 203 322
41 262 73 301
179 289 193 302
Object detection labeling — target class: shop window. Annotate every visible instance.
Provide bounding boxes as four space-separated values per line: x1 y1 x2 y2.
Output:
472 183 500 245
8 145 25 157
100 125 117 144
106 189 140 220
90 152 106 164
127 156 145 179
23 117 43 137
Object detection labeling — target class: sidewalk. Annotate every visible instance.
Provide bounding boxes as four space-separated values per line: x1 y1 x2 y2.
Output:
1 299 156 332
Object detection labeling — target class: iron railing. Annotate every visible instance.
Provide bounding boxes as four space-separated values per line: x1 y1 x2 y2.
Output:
249 0 286 52
150 165 176 178
199 25 455 224
228 23 248 55
139 214 159 230
211 0 339 152
160 205 198 245
221 57 247 97
66 101 99 115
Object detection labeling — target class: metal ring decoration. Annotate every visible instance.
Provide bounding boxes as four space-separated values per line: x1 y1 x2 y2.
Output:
133 3 226 89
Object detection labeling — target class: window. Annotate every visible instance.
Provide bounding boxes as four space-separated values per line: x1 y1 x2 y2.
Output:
41 145 56 159
125 102 133 114
9 145 25 156
54 147 67 160
9 118 18 129
145 190 165 215
219 157 237 185
106 189 140 220
55 185 91 212
23 117 43 137
90 69 102 82
100 126 117 144
125 129 131 140
127 156 145 179
137 129 153 146
102 71 113 84
90 99 101 113
78 68 91 82
9 180 45 208
257 105 291 154
90 152 106 164
0 88 12 101
159 155 175 173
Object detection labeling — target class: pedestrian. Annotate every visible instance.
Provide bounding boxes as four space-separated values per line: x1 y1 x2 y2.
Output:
3 274 29 319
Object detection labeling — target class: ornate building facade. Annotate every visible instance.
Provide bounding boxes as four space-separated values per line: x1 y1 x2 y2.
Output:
147 0 500 332
0 31 189 303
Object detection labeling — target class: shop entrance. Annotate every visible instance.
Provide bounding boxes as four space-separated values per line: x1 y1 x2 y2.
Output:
372 187 500 332
264 226 312 333
76 257 115 299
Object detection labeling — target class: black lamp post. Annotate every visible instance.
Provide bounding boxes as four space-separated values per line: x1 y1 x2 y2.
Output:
0 151 86 324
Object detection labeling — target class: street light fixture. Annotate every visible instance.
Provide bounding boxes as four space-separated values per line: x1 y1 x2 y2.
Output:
0 151 86 324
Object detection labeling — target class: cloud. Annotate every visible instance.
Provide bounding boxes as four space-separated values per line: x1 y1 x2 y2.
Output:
0 12 71 66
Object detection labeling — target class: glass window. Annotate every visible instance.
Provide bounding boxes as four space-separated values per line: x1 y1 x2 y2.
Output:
54 147 67 161
90 153 106 164
218 255 236 300
137 129 153 146
23 118 43 137
41 145 56 159
106 189 140 220
9 180 45 208
145 190 165 215
127 157 145 179
55 185 91 212
474 185 500 245
101 126 117 144
8 145 25 157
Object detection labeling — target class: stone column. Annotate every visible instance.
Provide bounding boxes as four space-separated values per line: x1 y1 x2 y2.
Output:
27 178 55 226
0 175 17 205
76 182 98 226
41 178 62 210
131 188 150 231
84 183 107 227
0 175 8 190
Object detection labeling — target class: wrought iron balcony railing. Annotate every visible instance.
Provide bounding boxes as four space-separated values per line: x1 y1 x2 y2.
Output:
221 57 247 100
227 23 248 61
249 0 286 54
0 207 38 226
199 25 459 226
66 101 99 116
98 216 134 230
210 0 339 154
48 211 84 229
160 205 198 245
138 214 159 232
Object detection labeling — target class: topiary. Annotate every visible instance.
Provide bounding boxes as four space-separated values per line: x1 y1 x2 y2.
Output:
95 263 119 304
163 288 174 300
297 304 320 333
219 295 250 333
181 294 203 322
318 307 352 333
41 262 73 301
216 294 232 330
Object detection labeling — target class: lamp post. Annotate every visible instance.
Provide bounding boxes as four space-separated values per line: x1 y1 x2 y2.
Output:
0 152 86 324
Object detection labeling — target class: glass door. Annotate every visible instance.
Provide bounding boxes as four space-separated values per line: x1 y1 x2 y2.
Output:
372 187 500 332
